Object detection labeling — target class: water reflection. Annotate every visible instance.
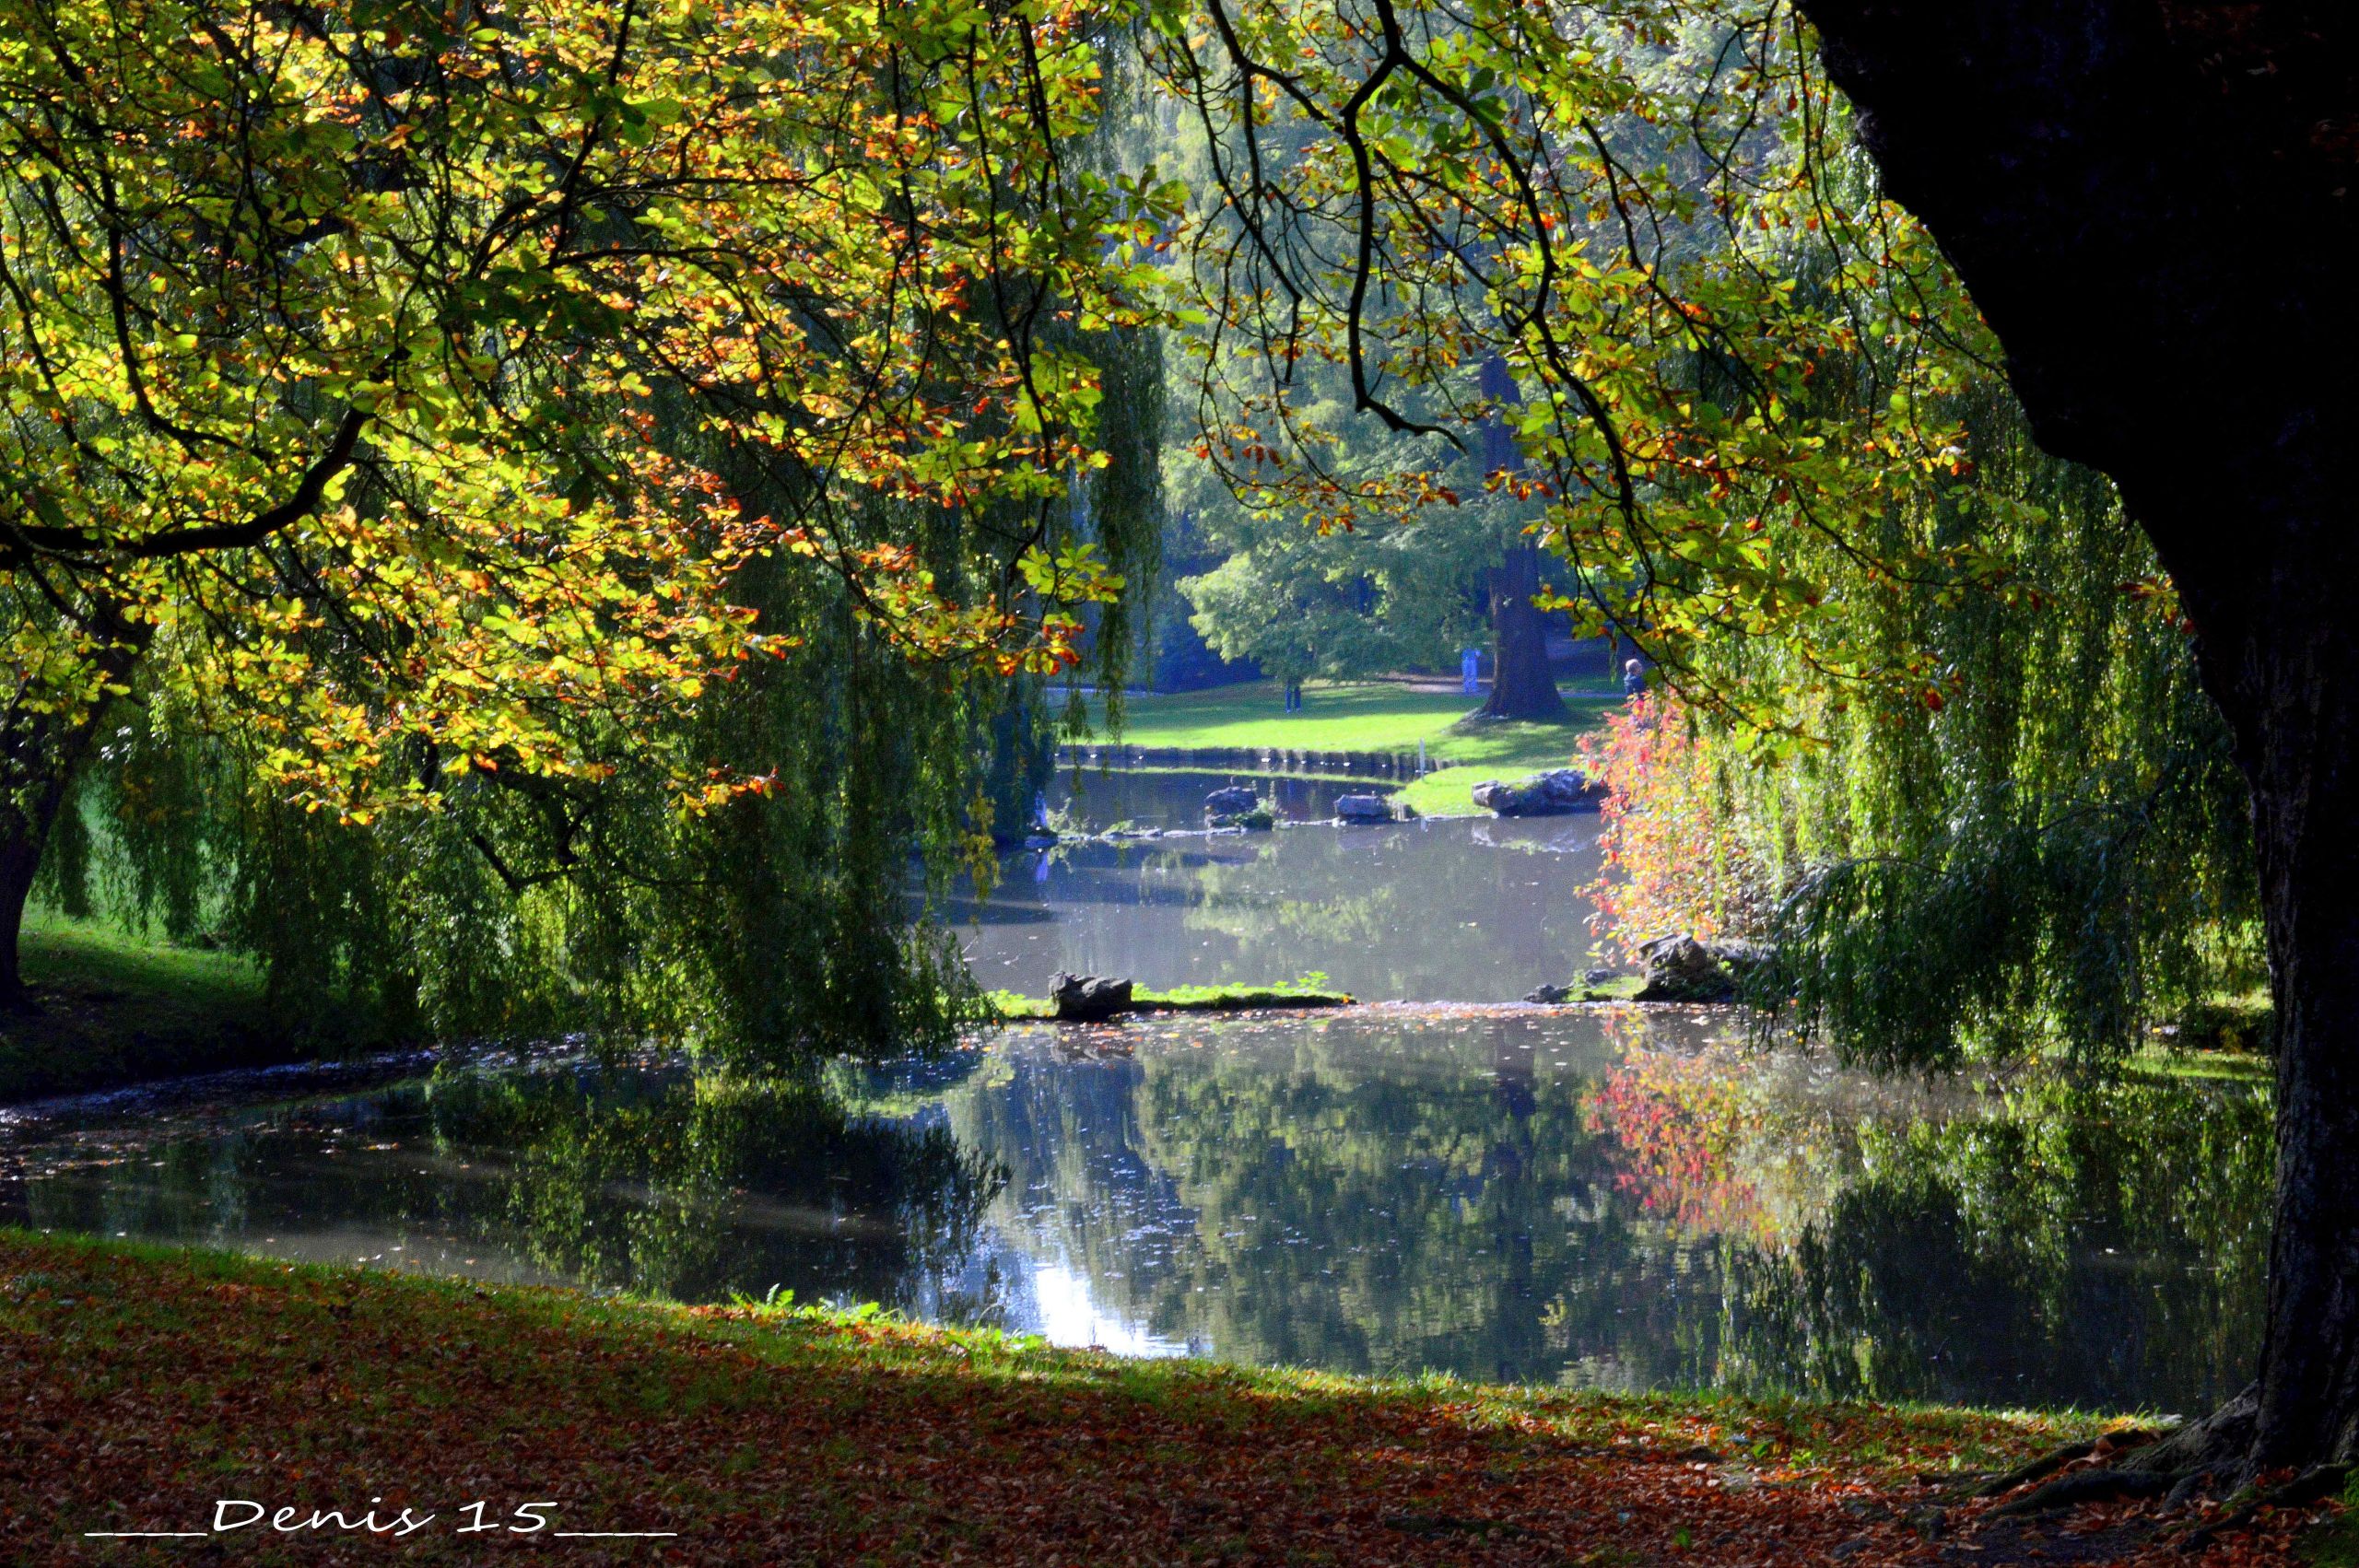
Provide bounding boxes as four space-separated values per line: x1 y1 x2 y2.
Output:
1048 767 1394 833
6 1060 1004 1317
0 1013 2269 1414
951 813 1605 1002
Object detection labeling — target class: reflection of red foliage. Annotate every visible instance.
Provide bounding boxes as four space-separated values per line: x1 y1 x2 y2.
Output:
1584 1050 1766 1238
1577 695 1766 962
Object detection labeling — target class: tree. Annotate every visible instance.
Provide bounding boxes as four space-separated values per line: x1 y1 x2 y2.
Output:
1170 407 1496 692
1150 0 2359 1478
1169 358 1569 713
1474 356 1567 720
0 0 1164 1004
1796 0 2359 1481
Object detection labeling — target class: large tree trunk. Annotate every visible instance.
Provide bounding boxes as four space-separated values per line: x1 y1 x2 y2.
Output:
1800 0 2359 1470
1483 541 1568 722
2240 611 2359 1468
0 607 146 1006
0 708 104 1008
0 822 38 1001
1473 354 1569 722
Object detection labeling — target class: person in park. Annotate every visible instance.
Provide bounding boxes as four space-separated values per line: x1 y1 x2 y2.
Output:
1623 660 1647 703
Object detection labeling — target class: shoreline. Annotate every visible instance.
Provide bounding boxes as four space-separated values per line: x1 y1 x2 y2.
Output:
6 1227 2292 1567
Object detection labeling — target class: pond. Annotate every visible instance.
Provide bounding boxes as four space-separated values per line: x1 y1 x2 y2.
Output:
1045 766 1397 833
0 1009 2269 1416
950 772 1603 1002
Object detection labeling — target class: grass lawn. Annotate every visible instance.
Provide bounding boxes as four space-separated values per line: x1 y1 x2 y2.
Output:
3 1228 2291 1567
2 914 283 1103
1090 680 1613 816
989 979 1355 1019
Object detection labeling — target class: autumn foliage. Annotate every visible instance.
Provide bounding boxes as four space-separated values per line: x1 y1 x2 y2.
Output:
0 0 1167 827
1578 695 1767 960
1583 1042 1771 1240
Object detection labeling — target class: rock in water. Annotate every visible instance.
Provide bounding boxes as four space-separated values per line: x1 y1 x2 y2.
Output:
1469 768 1602 817
1524 983 1574 1004
1334 793 1392 824
1203 785 1259 814
1050 972 1134 1022
1633 935 1737 1001
1581 966 1617 985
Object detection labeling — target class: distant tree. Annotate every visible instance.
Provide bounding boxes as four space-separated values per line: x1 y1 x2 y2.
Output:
1171 368 1567 715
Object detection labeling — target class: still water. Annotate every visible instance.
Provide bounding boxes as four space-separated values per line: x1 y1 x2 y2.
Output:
1046 766 1395 833
956 772 1601 1001
0 1010 2267 1415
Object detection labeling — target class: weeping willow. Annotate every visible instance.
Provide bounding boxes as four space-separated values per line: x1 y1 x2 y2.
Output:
32 108 1168 1070
1671 384 2265 1069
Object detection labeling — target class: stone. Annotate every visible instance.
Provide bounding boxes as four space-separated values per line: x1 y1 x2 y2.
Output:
1334 793 1392 824
1203 785 1260 814
1469 767 1602 817
1581 966 1616 985
1633 935 1737 1001
1524 983 1574 1004
1050 972 1134 1022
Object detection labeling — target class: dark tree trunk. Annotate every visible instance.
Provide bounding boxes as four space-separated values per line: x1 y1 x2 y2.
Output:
0 825 36 1002
0 607 146 1007
1799 0 2359 1469
1483 541 1568 721
0 742 80 1010
1473 353 1569 722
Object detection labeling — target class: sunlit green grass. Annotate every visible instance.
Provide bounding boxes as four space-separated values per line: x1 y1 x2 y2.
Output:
1080 680 1610 816
19 911 262 1000
3 913 278 1102
2122 1045 2272 1086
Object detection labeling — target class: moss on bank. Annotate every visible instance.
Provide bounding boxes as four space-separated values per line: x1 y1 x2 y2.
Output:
1 916 293 1103
0 1229 2212 1567
990 979 1356 1020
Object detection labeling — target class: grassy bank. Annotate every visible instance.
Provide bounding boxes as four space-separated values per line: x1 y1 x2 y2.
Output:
990 979 1356 1019
1087 680 1611 816
6 1229 2307 1567
1 915 288 1103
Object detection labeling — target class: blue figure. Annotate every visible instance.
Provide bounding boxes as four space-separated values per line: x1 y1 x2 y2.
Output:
1461 648 1481 695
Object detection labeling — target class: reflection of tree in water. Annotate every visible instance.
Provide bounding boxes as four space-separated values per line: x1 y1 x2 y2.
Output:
1179 839 1409 953
952 1015 1732 1387
18 1065 1010 1318
424 1067 1008 1312
1718 1080 2271 1412
23 1023 2269 1411
945 1019 2270 1411
1177 833 1573 985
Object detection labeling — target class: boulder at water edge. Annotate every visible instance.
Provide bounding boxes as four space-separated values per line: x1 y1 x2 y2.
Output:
1050 973 1135 1022
1470 768 1602 817
1633 935 1737 1001
1335 794 1393 824
1525 983 1575 1004
1204 785 1260 814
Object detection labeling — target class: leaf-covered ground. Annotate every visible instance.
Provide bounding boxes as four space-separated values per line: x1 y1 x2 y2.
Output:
0 1231 2328 1565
